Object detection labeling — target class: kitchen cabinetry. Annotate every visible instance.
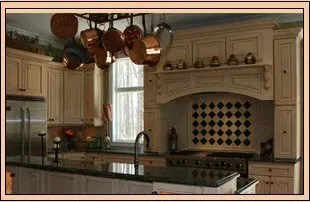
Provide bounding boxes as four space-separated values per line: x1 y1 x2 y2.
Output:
192 36 226 65
84 66 104 126
165 39 192 66
6 166 18 194
6 48 52 97
18 167 44 194
248 161 300 194
81 175 115 194
47 62 64 124
44 171 79 194
144 73 156 107
126 181 153 194
64 71 85 124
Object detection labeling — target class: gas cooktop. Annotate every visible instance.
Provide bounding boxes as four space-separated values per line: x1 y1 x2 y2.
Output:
168 150 258 158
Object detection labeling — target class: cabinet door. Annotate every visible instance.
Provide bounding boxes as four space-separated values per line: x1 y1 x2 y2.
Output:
82 176 114 194
6 56 23 95
274 106 298 159
144 73 156 107
64 71 84 124
84 71 94 124
192 36 226 65
93 69 104 126
249 175 270 194
144 109 158 152
6 166 19 194
45 171 78 194
165 39 192 66
274 39 297 105
18 167 44 194
126 181 153 194
48 68 64 124
23 60 47 97
270 177 294 194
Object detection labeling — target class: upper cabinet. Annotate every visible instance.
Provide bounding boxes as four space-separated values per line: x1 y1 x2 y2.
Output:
165 39 192 66
64 71 85 124
6 48 53 97
274 28 303 105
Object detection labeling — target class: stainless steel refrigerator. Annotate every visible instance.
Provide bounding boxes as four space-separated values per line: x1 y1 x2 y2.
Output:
6 99 47 157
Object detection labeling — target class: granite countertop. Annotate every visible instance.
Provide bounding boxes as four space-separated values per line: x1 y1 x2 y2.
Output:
6 156 239 188
247 156 302 164
235 177 258 194
86 148 163 157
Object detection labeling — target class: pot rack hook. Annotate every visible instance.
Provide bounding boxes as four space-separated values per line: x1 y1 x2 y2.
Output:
142 14 146 36
160 13 166 23
130 13 133 26
151 13 155 32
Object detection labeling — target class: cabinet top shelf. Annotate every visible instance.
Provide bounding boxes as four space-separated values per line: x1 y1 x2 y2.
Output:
152 63 272 75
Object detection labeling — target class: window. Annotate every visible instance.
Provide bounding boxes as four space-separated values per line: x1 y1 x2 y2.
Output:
110 58 144 144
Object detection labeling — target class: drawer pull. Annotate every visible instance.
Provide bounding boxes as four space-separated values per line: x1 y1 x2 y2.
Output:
148 129 152 132
90 119 93 121
10 173 15 177
19 88 23 91
283 131 287 134
283 70 287 73
149 161 152 164
149 80 152 83
81 119 84 121
270 182 274 184
266 182 269 184
92 157 95 159
151 191 158 194
268 168 272 172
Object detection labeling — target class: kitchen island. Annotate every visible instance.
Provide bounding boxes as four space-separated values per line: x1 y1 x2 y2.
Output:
5 156 246 194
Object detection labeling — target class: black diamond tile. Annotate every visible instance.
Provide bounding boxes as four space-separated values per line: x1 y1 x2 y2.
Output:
243 111 251 118
234 129 242 137
201 170 207 178
217 138 224 145
209 120 216 127
217 111 224 118
201 129 207 136
225 129 233 136
192 137 199 144
226 120 233 127
243 120 251 128
209 102 215 109
217 102 224 109
217 129 224 136
234 111 242 118
209 129 216 136
243 139 251 146
226 111 233 118
243 101 251 109
193 129 199 136
225 138 232 145
192 112 199 119
201 111 207 118
226 102 233 109
217 172 224 178
200 137 207 145
209 138 215 145
234 120 242 127
192 103 199 110
234 138 241 146
208 111 216 118
200 103 207 110
244 129 251 137
192 121 199 127
235 102 242 109
200 120 207 127
217 120 224 127
208 171 215 179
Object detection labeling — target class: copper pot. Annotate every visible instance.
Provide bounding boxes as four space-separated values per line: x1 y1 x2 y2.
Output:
102 28 125 54
62 52 84 70
50 13 78 40
123 25 143 56
80 28 99 48
129 35 161 66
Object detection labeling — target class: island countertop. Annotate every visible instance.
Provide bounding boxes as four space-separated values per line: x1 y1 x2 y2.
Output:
6 156 239 188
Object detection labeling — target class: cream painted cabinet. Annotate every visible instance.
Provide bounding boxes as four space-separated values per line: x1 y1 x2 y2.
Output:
126 181 153 194
165 39 192 66
248 162 300 194
18 167 44 194
192 36 226 65
47 64 64 124
84 67 104 126
144 108 159 152
44 171 79 194
6 56 23 95
81 175 115 194
274 106 299 159
144 73 156 107
64 71 85 124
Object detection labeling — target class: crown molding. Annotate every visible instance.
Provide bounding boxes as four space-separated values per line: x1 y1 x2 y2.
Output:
273 27 303 40
7 47 53 62
6 25 65 49
173 18 281 39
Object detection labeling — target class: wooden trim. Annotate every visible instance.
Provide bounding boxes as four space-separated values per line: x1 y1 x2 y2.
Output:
273 28 303 40
6 48 53 62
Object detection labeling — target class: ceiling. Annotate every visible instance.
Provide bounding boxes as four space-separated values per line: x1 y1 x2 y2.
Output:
6 13 303 48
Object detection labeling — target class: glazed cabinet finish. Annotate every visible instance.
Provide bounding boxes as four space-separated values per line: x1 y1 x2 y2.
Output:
6 166 18 194
84 71 94 124
44 171 79 194
80 175 115 194
165 39 192 66
248 175 270 194
18 167 44 194
6 56 23 96
64 71 85 124
47 66 64 124
274 106 299 159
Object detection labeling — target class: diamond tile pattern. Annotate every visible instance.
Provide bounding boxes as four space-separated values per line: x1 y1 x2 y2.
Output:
191 100 253 148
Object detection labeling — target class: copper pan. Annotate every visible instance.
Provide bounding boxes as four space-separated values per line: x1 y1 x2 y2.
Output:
123 14 143 56
129 34 161 66
62 52 84 70
50 13 78 40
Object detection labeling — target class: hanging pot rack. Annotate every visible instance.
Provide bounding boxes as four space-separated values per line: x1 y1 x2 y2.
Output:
74 13 147 25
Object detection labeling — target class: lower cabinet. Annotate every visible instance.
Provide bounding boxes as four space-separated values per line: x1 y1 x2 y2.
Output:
81 175 115 194
6 166 18 194
125 181 153 194
248 161 300 194
44 171 79 194
18 167 44 194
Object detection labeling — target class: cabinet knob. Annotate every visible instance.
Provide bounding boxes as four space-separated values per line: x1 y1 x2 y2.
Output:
81 119 84 121
149 161 152 164
19 88 23 91
270 182 274 184
10 173 15 177
149 80 152 83
148 129 152 132
283 70 287 73
283 131 287 134
268 168 272 172
151 191 158 194
90 119 93 121
266 181 269 184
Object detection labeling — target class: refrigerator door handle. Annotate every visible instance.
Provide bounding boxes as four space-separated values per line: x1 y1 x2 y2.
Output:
26 107 31 158
20 108 25 158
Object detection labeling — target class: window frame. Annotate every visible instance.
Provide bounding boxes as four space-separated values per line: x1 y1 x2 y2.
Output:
109 57 144 147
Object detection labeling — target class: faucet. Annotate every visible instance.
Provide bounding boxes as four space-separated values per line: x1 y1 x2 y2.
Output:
134 131 151 169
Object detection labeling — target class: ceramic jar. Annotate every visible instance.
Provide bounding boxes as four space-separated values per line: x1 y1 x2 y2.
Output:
244 52 256 64
194 57 204 68
227 54 238 66
210 56 220 67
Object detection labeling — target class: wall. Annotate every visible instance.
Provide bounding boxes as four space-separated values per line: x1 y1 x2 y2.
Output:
163 92 274 154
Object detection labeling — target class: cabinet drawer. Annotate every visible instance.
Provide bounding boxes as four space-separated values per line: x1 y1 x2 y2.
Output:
248 163 294 177
86 154 101 161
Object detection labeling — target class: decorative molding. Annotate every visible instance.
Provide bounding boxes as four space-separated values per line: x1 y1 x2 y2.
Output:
263 65 272 90
6 25 65 49
6 47 53 62
273 27 303 40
